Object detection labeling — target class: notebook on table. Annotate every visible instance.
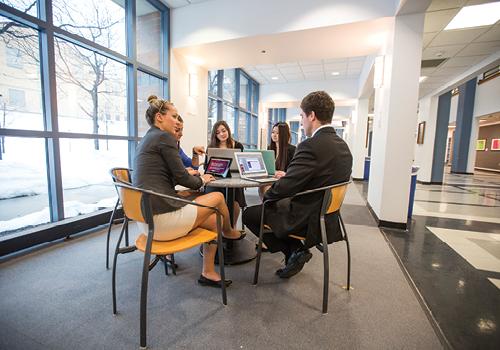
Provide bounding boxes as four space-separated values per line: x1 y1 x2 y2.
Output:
244 149 276 175
206 148 239 172
204 156 232 178
234 152 278 183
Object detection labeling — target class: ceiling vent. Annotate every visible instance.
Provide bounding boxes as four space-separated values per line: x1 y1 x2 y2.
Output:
421 59 447 68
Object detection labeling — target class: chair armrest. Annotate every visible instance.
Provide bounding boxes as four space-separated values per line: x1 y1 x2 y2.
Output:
262 180 351 206
114 182 221 215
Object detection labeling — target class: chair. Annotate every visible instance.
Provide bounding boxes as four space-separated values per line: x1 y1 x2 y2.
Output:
253 181 352 314
111 181 227 349
105 168 132 269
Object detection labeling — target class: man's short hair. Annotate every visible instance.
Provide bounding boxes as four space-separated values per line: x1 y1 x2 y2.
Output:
300 91 335 124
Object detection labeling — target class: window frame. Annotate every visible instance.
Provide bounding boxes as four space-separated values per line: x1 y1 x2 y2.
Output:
0 0 170 255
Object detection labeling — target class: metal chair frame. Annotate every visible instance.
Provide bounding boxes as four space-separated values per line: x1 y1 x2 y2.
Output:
105 167 132 269
111 182 227 349
253 181 352 314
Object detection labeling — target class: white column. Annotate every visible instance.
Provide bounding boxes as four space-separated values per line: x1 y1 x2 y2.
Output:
350 99 369 179
367 13 424 226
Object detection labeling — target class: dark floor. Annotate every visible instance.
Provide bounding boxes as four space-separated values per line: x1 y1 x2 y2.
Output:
367 171 500 350
0 185 442 349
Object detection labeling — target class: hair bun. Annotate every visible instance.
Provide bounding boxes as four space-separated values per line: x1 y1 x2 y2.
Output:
147 95 158 104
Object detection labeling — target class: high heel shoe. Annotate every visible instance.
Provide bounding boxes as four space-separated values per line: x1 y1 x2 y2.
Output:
223 231 246 241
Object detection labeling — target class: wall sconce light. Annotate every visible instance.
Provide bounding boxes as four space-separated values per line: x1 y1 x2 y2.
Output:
189 73 198 97
373 56 385 89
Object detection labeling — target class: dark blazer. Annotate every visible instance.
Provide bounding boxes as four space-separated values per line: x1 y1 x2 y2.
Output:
263 126 352 247
132 126 203 215
268 144 296 171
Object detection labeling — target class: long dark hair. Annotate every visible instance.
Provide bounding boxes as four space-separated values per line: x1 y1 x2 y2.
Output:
269 122 291 171
209 120 235 148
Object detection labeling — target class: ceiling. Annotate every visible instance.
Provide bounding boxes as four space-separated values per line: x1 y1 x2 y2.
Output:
419 0 500 97
242 56 366 84
162 0 212 8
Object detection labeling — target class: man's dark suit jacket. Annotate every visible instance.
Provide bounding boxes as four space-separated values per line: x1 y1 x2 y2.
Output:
132 126 203 215
263 126 352 247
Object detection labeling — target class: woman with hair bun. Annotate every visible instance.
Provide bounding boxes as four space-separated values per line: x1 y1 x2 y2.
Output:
132 95 244 288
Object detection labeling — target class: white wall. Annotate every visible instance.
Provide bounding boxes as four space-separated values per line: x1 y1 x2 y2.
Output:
449 94 458 123
414 96 439 182
170 52 209 155
171 0 397 48
474 76 500 118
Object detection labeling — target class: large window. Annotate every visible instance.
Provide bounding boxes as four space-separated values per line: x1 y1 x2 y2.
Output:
267 108 286 145
290 121 299 146
0 1 169 244
207 69 259 148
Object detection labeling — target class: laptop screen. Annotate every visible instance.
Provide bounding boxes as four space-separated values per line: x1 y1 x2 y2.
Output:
235 153 268 176
205 157 232 178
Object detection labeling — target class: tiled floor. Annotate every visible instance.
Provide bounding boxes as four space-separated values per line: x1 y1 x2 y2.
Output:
379 170 500 350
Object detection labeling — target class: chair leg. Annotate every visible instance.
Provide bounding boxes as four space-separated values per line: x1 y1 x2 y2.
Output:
124 219 130 247
340 215 351 290
216 214 227 305
106 199 119 269
112 218 127 314
140 247 152 348
162 256 169 275
253 237 263 285
322 244 330 314
170 254 177 275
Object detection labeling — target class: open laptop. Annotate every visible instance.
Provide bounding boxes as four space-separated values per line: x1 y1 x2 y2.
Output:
244 149 276 175
206 148 239 172
205 156 232 178
234 152 278 183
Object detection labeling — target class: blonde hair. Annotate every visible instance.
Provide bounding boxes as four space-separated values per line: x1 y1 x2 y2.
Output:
145 95 175 126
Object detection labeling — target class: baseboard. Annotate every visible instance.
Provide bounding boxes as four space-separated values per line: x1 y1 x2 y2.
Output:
366 203 408 230
474 167 500 173
450 171 474 175
417 180 443 185
352 177 365 182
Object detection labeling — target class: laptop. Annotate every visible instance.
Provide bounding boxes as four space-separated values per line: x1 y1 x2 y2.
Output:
206 148 239 172
244 149 276 175
234 152 278 183
205 156 232 178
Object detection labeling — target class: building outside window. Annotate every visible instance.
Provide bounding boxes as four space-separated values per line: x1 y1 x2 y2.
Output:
290 121 299 145
0 0 169 244
207 68 259 148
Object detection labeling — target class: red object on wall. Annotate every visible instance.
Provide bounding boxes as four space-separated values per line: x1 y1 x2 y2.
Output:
492 138 500 151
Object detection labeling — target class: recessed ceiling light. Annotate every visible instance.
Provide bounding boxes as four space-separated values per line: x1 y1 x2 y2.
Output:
271 76 279 80
419 76 427 83
261 50 267 54
445 2 500 30
331 72 340 76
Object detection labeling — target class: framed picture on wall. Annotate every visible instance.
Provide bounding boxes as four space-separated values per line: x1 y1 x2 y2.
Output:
476 139 486 151
417 121 426 144
492 139 500 151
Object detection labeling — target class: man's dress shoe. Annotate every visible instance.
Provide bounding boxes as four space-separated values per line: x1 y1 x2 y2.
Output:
276 249 312 278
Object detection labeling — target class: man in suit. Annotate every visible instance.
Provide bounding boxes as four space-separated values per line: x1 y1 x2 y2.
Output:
243 91 352 278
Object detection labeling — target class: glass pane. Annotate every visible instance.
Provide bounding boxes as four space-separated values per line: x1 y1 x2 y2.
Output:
0 16 43 130
0 137 49 236
237 111 247 144
55 38 127 137
52 0 125 54
252 115 258 146
208 70 218 96
252 83 258 113
136 0 162 70
223 103 235 135
208 97 218 142
222 69 235 103
0 0 38 17
239 74 248 110
60 138 128 219
137 71 164 137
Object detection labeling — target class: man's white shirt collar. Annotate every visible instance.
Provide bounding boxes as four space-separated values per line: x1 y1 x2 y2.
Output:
312 124 334 138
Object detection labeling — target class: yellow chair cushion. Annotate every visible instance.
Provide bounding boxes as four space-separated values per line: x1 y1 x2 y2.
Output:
135 228 217 255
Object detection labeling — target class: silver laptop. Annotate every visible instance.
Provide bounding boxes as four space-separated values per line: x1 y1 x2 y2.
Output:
206 148 239 172
234 152 278 183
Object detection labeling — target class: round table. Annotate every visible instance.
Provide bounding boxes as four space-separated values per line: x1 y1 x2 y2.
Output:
206 177 263 265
